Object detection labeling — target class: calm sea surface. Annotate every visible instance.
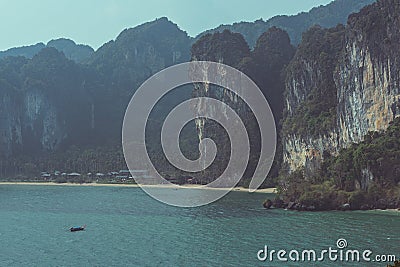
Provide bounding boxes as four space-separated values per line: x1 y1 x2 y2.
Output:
0 185 398 266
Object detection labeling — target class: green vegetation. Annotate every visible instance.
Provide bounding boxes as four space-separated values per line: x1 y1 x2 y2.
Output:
279 118 400 210
0 145 125 180
239 27 295 124
326 118 400 190
191 29 251 66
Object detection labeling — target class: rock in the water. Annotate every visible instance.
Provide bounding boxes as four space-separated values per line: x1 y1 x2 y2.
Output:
273 198 284 208
339 203 351 211
306 205 316 211
294 203 302 210
263 199 273 209
287 202 296 210
376 199 387 210
360 204 371 210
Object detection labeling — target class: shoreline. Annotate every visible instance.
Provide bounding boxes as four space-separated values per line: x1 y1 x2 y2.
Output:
368 208 400 213
1 182 397 212
0 181 276 193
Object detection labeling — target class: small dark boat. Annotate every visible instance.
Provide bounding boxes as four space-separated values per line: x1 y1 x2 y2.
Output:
70 225 86 232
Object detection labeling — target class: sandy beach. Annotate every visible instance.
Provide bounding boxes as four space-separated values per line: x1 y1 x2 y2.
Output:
0 181 276 193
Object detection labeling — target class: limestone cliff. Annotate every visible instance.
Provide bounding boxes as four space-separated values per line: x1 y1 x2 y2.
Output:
0 84 66 155
0 86 21 155
282 25 344 173
336 0 400 145
191 29 295 184
282 0 400 176
0 48 93 156
22 88 66 151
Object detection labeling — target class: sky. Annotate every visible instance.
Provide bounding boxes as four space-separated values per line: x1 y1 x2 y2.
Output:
0 0 332 51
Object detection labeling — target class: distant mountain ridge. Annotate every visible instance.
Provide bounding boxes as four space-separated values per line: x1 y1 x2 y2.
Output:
0 0 375 60
198 0 376 47
0 38 94 63
0 43 45 59
0 17 193 158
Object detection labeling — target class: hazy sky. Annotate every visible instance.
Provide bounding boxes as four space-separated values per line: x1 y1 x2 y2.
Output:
0 0 332 51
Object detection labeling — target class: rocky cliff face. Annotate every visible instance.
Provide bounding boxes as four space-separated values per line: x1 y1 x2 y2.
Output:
0 85 66 155
283 132 340 176
336 0 400 145
0 87 21 155
282 25 344 174
283 0 400 174
0 48 93 156
191 29 295 184
87 17 194 146
22 88 66 151
191 31 252 182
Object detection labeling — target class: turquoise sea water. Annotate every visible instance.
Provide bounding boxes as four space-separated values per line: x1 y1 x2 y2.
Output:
0 185 398 266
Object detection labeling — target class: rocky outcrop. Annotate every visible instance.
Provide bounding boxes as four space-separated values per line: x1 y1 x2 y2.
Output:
283 132 339 175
